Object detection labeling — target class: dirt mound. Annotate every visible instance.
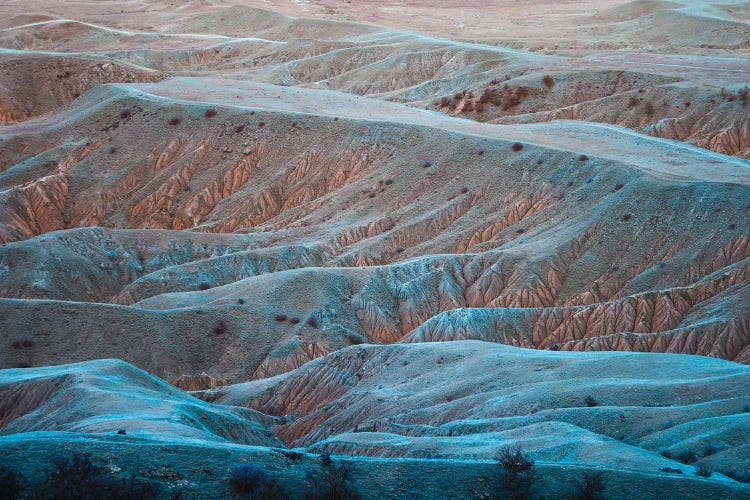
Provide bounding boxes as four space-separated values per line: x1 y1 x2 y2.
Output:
0 359 279 445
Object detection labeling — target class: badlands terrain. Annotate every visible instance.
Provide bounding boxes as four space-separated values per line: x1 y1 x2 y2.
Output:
0 0 749 498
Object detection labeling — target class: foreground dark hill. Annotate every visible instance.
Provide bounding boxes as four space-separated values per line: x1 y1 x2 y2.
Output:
1 347 749 498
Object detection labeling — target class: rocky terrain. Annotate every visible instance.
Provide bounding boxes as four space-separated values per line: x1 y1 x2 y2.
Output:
0 1 748 498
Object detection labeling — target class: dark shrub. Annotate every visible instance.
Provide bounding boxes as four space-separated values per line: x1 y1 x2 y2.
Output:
228 463 286 499
695 465 712 478
579 154 589 162
511 142 523 152
542 75 554 88
677 450 697 465
728 223 736 230
204 108 217 118
395 247 405 253
234 124 245 133
584 396 598 407
199 283 211 291
495 446 534 500
419 160 432 168
549 344 560 351
642 101 655 116
660 467 682 474
119 109 132 119
49 454 157 500
573 471 605 500
622 214 631 222
516 228 525 234
289 317 301 324
306 317 319 329
109 146 117 154
384 179 393 185
258 122 265 128
461 187 469 194
477 149 484 155
168 116 181 126
612 183 624 192
0 466 21 499
275 314 288 322
237 298 245 305
320 452 333 467
304 455 359 500
213 320 227 335
280 450 303 460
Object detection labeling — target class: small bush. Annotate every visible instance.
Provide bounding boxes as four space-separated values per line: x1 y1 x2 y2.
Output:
213 320 227 335
237 298 245 305
234 124 245 133
108 146 117 154
274 314 288 322
579 154 589 162
642 101 655 116
695 465 712 478
542 75 554 88
419 160 432 168
168 116 181 126
229 463 286 499
495 446 534 500
677 450 697 465
584 396 598 407
119 109 131 119
306 317 319 329
511 142 523 152
612 183 624 192
304 455 359 500
199 283 211 291
49 454 157 500
573 471 605 500
204 108 217 118
280 450 304 460
384 178 394 185
621 214 631 222
660 467 683 475
396 247 405 253
0 466 21 500
289 317 301 324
